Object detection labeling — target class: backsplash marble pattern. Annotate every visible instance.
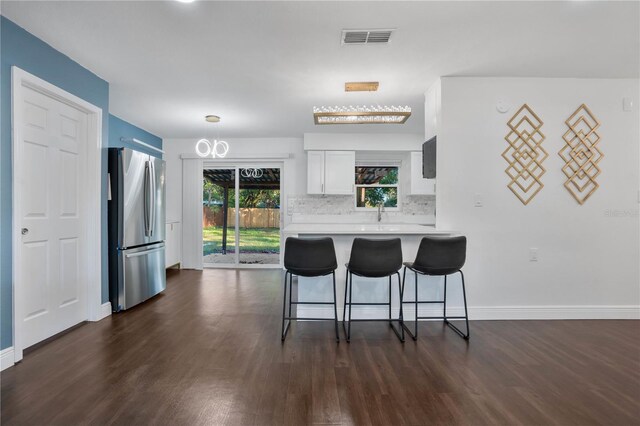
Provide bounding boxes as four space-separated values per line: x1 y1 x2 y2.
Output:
289 194 435 219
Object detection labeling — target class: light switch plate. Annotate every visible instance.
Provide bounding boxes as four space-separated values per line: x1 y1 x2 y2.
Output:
623 97 634 112
474 193 483 207
529 248 538 262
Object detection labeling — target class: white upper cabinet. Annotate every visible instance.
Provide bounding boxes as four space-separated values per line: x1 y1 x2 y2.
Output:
409 151 435 195
324 151 355 194
307 150 355 195
307 151 325 194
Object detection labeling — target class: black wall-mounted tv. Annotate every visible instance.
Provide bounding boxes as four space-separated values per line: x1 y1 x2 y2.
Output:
422 136 436 179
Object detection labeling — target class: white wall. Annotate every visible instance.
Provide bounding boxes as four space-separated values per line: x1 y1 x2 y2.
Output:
436 77 639 318
424 79 441 140
304 133 423 151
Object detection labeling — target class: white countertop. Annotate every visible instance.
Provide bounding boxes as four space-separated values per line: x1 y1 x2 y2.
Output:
283 223 452 235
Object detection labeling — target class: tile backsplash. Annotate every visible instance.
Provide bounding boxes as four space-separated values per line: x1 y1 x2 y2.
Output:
288 194 435 224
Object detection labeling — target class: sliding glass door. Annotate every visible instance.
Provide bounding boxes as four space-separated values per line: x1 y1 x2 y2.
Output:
203 165 281 267
202 168 236 265
238 168 281 265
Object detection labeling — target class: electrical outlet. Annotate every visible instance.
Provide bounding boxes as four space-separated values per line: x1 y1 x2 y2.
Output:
474 193 483 207
529 248 538 262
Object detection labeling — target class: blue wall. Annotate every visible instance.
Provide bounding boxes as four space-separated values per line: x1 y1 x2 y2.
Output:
1 17 162 350
109 114 163 158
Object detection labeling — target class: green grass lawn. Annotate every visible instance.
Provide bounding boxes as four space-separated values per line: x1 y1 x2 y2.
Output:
203 226 280 255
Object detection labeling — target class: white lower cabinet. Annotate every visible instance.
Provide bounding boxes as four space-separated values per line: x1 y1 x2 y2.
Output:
165 221 181 268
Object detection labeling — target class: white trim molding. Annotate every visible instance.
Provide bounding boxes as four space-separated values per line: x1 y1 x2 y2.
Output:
1 347 15 371
299 305 640 321
467 305 640 320
121 137 164 155
181 152 293 160
11 67 103 363
93 302 113 322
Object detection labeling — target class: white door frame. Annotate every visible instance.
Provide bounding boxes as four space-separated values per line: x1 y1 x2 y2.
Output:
202 160 284 269
11 67 103 363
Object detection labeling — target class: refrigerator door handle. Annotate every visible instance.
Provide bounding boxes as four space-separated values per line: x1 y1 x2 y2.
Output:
150 161 156 237
144 161 150 237
125 247 164 258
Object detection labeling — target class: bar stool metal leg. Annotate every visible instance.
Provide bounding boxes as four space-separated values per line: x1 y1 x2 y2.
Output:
342 271 348 326
443 274 447 324
414 271 418 338
401 268 419 341
444 271 470 340
347 272 353 342
281 271 291 341
387 273 404 340
332 272 340 342
400 267 414 340
388 275 392 324
288 272 293 320
386 273 405 342
397 272 404 341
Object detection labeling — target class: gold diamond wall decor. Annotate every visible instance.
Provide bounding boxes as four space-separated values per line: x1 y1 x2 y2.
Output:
559 104 602 205
502 104 548 205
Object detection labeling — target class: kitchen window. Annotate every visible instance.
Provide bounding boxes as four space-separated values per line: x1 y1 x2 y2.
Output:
355 165 399 210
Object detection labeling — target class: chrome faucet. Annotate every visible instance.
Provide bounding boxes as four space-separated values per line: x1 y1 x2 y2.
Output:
377 202 385 222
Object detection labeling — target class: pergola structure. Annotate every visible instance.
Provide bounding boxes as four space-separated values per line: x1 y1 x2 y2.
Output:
203 168 280 254
355 166 396 184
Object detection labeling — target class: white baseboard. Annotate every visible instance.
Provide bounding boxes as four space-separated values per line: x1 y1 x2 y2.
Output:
1 347 15 371
469 305 640 320
298 305 640 321
96 302 112 321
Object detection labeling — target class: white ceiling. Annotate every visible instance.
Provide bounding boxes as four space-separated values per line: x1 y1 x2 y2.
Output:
3 1 638 139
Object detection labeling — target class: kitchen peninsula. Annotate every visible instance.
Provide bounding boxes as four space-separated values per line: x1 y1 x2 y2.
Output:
283 223 457 321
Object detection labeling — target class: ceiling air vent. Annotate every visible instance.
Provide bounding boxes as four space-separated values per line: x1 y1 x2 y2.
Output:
341 29 394 45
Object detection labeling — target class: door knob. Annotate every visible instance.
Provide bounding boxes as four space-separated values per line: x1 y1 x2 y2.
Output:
21 228 28 235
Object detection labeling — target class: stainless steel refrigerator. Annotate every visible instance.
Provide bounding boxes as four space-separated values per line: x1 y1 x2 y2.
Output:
108 148 166 311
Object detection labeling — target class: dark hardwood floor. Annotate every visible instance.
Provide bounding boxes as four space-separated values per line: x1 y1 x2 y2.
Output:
2 269 639 425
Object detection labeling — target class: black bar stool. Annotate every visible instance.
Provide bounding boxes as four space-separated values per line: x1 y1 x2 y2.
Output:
282 237 339 342
401 235 470 340
343 238 404 342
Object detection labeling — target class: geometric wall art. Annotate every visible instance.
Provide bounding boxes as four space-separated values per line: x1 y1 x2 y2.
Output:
502 104 548 205
559 104 602 205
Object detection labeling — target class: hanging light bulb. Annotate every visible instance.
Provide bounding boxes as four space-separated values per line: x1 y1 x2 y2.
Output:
196 116 229 158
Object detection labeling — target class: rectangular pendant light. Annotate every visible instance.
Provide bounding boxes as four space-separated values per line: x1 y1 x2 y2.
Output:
313 106 411 125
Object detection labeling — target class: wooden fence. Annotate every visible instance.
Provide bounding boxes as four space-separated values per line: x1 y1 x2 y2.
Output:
203 207 280 228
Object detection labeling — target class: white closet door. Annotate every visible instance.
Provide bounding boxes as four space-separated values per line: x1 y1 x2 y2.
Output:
17 84 89 349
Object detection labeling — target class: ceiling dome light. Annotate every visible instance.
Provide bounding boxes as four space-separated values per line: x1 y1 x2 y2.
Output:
175 0 196 3
205 115 220 123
